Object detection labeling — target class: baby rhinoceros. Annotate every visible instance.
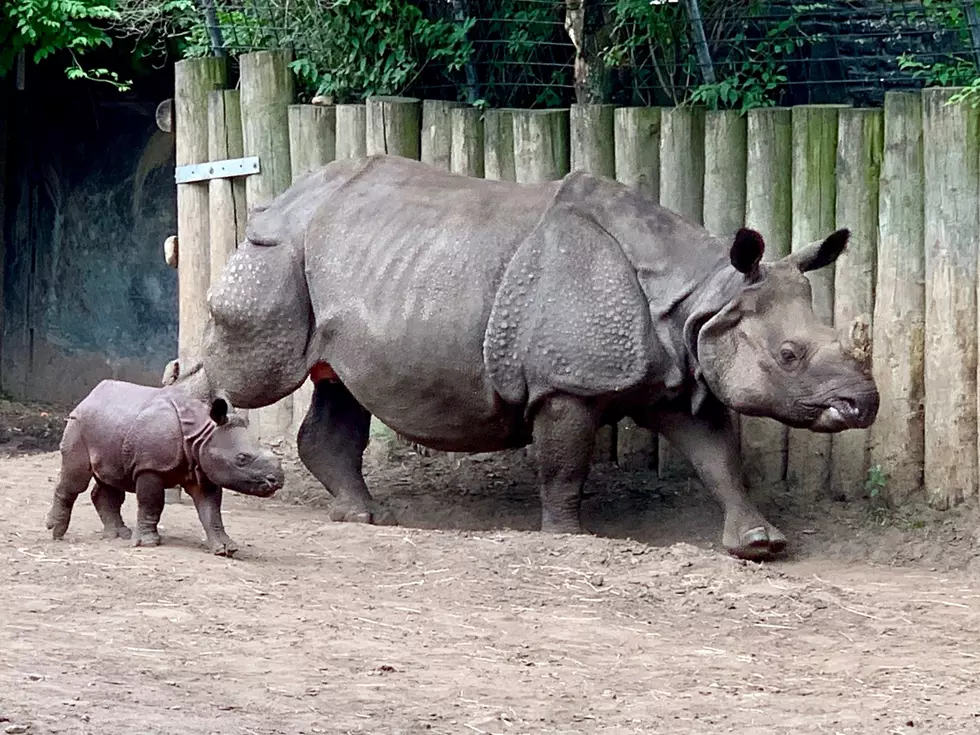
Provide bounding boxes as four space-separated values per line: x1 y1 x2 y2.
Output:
45 379 285 556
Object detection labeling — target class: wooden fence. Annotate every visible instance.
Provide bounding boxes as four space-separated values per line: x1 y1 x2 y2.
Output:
164 50 973 509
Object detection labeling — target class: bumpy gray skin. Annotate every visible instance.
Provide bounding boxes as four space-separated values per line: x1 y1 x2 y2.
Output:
45 380 285 556
175 155 879 561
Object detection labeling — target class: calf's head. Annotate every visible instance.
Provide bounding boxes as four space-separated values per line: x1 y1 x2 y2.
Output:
695 228 879 433
197 397 285 496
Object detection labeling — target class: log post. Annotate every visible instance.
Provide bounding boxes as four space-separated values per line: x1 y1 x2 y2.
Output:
613 106 661 471
336 104 367 159
450 107 484 178
239 49 295 445
207 90 247 285
288 103 336 178
287 103 338 439
512 109 570 183
741 108 792 492
570 103 615 177
366 96 421 159
657 105 705 479
870 91 925 506
484 109 516 181
422 99 462 170
174 57 226 364
922 87 979 509
830 108 883 501
613 106 661 198
786 104 846 500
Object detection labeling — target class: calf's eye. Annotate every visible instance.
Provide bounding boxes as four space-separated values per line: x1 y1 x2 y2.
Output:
778 342 803 367
236 452 252 466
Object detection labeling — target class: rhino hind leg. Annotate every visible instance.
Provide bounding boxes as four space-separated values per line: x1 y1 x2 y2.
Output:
132 473 166 548
297 380 396 526
46 420 93 539
91 482 132 540
530 394 601 534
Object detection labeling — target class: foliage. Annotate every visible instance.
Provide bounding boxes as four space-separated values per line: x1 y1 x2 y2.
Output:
0 0 131 89
284 0 475 103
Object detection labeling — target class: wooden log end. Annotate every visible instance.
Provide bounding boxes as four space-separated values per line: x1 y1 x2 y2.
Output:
164 235 179 268
156 98 174 133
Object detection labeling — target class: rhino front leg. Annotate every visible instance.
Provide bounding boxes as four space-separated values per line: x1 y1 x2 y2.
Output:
46 420 93 539
531 394 600 533
637 400 786 561
297 379 395 525
91 482 132 540
183 482 238 557
132 473 166 548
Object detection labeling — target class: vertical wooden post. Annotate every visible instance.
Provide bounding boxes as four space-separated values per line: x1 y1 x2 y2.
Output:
239 49 295 445
787 104 845 499
422 99 461 170
207 90 246 286
287 102 338 441
366 96 421 159
336 104 367 159
0 79 7 386
450 107 484 178
484 109 516 181
613 106 661 198
288 104 336 178
174 57 226 364
512 109 570 183
613 106 661 470
658 105 705 479
870 91 925 505
741 108 792 491
831 108 883 501
570 103 615 177
922 87 979 509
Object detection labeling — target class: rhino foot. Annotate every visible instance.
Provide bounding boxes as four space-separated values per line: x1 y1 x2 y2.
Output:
132 529 162 548
45 508 71 540
102 524 132 540
209 536 239 557
723 514 787 562
328 501 397 526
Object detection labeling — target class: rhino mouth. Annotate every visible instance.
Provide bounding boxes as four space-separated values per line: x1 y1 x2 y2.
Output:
809 398 875 433
245 474 284 497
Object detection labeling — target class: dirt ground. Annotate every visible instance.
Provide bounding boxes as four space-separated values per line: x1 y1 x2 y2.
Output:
2 398 980 734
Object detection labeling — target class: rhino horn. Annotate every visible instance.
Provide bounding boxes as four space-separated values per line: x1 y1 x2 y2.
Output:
841 314 872 370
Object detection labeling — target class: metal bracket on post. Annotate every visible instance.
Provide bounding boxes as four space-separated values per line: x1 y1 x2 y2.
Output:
175 155 261 184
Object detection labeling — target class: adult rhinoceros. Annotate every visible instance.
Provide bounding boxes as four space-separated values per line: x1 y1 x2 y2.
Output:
172 154 878 561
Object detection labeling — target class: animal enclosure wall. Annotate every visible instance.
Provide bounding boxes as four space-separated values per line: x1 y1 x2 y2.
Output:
1 65 178 405
172 51 976 509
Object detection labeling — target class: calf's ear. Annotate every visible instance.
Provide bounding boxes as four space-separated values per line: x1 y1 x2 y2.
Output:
786 228 850 273
209 397 229 426
730 228 765 278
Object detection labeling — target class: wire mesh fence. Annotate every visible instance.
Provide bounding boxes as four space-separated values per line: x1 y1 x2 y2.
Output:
149 0 980 109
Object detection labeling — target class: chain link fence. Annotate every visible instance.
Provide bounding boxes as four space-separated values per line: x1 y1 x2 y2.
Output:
154 0 980 109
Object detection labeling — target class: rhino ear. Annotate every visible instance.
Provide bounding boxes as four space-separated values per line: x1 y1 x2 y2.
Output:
730 228 765 277
209 396 230 426
786 228 850 273
484 203 651 408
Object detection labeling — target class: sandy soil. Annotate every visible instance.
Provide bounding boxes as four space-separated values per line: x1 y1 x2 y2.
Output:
2 399 980 734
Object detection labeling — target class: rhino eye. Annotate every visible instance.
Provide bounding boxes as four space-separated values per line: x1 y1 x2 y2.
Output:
778 342 804 368
235 452 253 467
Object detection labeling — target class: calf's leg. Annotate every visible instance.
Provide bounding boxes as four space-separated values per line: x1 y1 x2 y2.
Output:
297 379 394 525
91 482 131 540
635 398 786 561
531 394 600 534
183 482 238 557
46 420 93 539
132 473 166 548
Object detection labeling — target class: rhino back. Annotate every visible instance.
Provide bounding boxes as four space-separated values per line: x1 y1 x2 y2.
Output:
71 380 183 489
304 157 558 440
